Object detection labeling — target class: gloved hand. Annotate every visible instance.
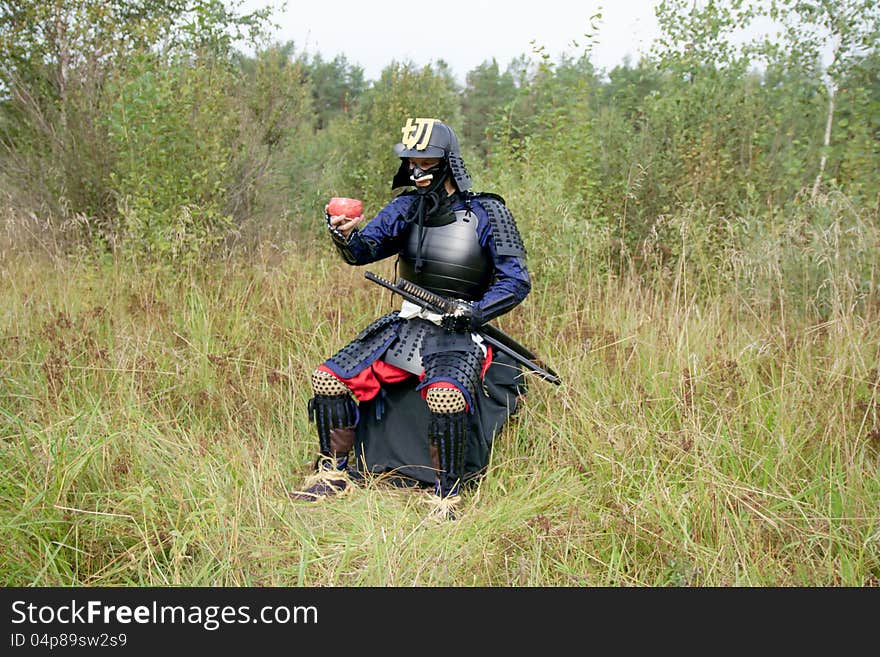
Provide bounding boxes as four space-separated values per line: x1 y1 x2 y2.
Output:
326 211 350 244
441 301 483 333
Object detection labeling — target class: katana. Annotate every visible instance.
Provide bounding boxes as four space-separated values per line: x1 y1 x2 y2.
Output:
365 271 561 385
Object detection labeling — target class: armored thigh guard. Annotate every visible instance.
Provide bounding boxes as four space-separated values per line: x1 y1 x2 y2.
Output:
323 311 401 379
418 330 486 412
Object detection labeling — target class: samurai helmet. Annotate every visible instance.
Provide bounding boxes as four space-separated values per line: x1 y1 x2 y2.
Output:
391 118 472 192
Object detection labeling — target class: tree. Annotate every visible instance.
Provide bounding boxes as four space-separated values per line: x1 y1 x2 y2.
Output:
766 0 880 198
296 51 366 130
0 0 274 254
462 58 517 159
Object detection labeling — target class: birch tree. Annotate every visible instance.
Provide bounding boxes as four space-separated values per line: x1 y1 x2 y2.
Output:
768 0 880 198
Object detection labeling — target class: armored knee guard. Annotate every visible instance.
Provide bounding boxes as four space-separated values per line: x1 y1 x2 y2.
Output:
426 388 468 498
308 370 358 470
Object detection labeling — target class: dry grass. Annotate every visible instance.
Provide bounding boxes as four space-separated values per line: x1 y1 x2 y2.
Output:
1 201 879 586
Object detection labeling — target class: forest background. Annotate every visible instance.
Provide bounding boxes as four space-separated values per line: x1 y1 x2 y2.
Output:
1 0 878 586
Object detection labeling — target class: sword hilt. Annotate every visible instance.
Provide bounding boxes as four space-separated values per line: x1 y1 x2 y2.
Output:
395 278 455 313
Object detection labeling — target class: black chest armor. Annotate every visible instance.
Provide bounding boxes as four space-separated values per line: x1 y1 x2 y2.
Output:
398 209 492 301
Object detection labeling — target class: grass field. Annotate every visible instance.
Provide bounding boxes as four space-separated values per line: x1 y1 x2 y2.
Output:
1 206 879 586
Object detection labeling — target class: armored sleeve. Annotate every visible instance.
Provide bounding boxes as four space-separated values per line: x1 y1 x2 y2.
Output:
472 195 531 323
329 195 414 265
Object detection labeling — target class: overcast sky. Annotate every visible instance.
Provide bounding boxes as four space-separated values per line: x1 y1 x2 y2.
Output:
237 0 666 81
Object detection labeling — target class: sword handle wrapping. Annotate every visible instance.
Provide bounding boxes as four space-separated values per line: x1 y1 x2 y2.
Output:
395 278 456 314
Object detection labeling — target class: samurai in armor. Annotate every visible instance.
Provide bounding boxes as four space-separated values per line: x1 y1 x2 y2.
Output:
289 118 531 519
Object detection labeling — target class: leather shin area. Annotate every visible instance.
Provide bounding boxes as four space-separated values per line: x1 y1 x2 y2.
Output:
329 427 355 455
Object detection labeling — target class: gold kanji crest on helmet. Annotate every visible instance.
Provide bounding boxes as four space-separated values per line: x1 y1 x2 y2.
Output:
400 118 438 150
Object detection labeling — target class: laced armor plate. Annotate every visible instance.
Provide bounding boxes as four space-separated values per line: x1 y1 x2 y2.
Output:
476 195 527 258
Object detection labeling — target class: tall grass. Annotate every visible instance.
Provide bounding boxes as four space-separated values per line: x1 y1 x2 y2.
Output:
1 192 877 586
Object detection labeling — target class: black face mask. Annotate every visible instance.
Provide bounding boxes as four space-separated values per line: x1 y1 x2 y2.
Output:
410 160 450 196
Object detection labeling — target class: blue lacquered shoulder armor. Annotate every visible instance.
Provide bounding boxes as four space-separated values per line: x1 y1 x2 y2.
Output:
472 193 527 259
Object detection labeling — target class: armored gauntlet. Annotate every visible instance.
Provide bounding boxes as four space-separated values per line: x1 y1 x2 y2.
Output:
441 300 484 333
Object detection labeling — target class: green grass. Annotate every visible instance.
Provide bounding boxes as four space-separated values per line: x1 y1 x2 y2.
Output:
1 217 879 586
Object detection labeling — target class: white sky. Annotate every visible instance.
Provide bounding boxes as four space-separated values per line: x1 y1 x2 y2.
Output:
237 0 665 81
